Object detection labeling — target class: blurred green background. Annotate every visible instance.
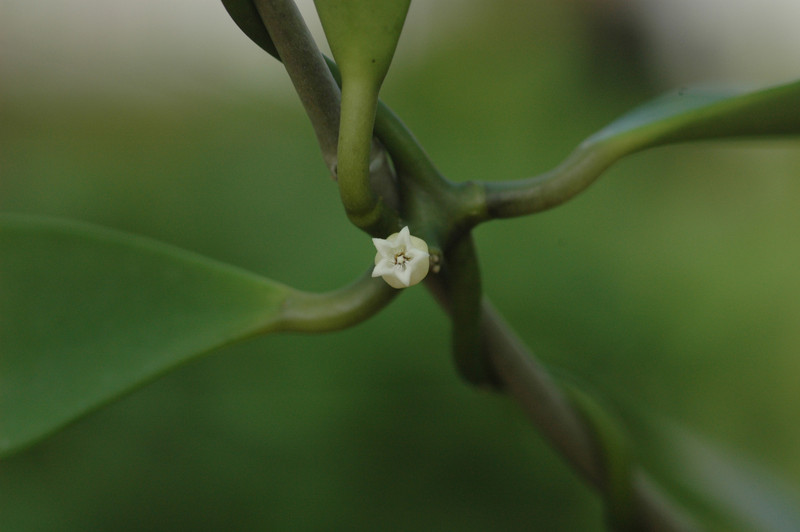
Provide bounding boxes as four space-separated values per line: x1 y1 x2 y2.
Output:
2 1 800 530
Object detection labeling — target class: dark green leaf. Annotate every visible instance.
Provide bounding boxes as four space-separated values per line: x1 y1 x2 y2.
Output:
221 0 280 59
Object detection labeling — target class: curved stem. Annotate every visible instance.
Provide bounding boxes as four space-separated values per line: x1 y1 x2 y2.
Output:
337 80 399 235
373 101 446 190
278 269 398 333
481 78 800 222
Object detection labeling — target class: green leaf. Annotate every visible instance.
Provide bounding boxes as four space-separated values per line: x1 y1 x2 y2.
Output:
0 214 290 457
588 79 800 150
221 0 280 59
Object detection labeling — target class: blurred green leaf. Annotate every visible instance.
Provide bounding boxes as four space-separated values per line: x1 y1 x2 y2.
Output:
590 79 800 151
671 428 800 532
0 214 290 457
624 413 800 532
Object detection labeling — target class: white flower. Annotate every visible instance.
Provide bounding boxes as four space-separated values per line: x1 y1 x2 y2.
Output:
371 226 430 289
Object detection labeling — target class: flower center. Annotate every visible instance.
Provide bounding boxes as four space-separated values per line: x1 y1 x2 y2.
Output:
393 250 411 269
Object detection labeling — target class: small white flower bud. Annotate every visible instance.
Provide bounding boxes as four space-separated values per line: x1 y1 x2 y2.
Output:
371 226 430 289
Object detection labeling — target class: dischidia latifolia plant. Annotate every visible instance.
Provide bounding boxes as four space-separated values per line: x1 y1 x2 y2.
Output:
2 1 800 530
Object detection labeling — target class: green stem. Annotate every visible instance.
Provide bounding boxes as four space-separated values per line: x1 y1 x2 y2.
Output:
325 56 490 238
278 269 398 333
253 0 341 174
441 235 498 387
481 78 800 222
337 80 378 218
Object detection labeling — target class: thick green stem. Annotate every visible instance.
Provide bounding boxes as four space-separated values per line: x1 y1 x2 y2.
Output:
338 81 378 219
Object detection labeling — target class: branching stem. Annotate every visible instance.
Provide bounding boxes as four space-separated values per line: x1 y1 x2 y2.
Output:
231 4 703 529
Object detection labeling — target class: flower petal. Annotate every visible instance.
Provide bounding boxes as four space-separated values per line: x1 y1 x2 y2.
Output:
372 237 396 257
396 226 413 249
394 265 413 287
372 260 396 277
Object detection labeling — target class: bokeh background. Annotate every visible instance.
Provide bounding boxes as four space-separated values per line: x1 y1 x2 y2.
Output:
2 1 800 530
